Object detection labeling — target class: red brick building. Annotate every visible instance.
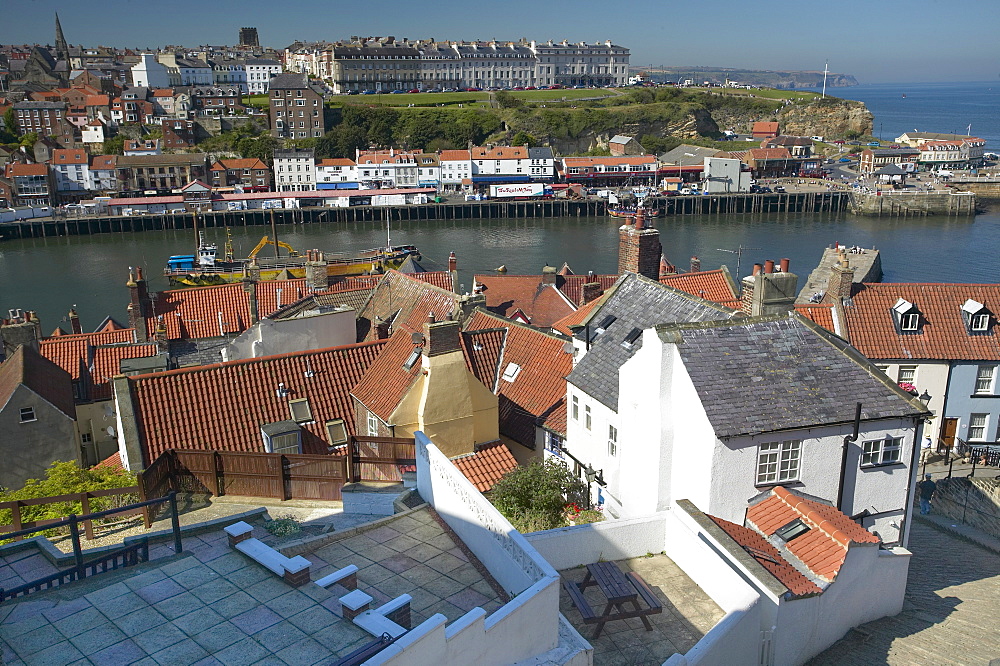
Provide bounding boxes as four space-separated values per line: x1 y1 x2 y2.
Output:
209 158 271 192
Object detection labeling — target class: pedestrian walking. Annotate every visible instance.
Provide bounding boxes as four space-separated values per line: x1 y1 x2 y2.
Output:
920 435 934 465
918 474 937 515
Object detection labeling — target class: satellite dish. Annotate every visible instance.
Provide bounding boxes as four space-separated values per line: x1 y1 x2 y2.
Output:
562 342 575 354
106 426 117 437
411 331 425 345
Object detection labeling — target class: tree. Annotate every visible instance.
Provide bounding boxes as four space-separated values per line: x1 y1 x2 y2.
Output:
0 107 17 143
494 90 523 109
235 134 279 163
101 135 126 155
510 131 538 148
19 132 39 149
490 458 588 533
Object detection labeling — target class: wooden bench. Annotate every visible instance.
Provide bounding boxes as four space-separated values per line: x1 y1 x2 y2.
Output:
315 564 359 591
627 572 663 614
562 578 597 623
226 522 311 586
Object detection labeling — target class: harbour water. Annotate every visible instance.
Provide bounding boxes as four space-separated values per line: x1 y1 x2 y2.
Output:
2 210 999 331
2 80 999 330
834 81 1000 150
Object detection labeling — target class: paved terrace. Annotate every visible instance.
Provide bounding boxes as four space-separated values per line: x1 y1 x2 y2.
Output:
559 555 724 665
0 507 505 665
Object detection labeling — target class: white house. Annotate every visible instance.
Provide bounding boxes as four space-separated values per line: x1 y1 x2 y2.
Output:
703 156 751 193
355 149 420 189
273 147 315 192
438 149 472 190
527 146 556 181
245 58 283 94
51 148 92 193
89 155 118 193
80 118 107 146
567 290 929 546
314 158 357 189
470 145 531 185
130 54 171 89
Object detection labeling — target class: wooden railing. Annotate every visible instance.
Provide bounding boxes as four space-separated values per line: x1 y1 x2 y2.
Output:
348 437 417 483
0 486 143 542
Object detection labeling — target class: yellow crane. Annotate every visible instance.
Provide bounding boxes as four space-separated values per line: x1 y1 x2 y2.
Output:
247 235 301 259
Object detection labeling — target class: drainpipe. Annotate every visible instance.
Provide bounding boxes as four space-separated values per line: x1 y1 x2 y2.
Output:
837 402 863 513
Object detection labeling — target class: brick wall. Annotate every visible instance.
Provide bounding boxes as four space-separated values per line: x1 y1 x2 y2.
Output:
617 225 662 280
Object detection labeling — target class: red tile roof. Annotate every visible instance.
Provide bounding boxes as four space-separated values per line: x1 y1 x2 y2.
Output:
316 158 356 167
660 269 740 308
747 486 879 582
128 341 385 463
438 150 471 161
92 451 124 471
464 309 572 441
794 303 836 333
52 149 88 164
558 275 619 306
90 343 158 400
357 271 460 342
10 163 48 176
708 515 823 598
752 121 779 135
0 345 75 419
844 283 1000 360
551 298 602 336
471 146 527 160
473 273 617 329
452 441 519 492
562 156 656 167
748 148 792 160
40 329 138 380
350 330 422 423
210 158 269 171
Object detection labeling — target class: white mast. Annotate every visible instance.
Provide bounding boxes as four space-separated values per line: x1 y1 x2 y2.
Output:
821 61 829 99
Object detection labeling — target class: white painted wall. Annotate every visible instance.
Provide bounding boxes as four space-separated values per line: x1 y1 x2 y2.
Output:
874 361 948 442
221 309 356 362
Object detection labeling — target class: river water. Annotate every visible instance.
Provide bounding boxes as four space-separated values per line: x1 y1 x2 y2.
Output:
2 210 999 332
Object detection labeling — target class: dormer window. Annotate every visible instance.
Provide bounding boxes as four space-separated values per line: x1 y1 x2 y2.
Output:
961 298 992 334
261 421 301 454
892 298 922 333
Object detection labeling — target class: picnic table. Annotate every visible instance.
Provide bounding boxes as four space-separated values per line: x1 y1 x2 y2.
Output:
562 561 663 639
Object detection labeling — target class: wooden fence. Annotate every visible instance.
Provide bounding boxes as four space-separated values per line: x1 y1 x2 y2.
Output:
138 437 416 503
0 487 144 541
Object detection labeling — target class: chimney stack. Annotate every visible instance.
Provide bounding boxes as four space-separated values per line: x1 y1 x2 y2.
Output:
690 256 702 273
154 315 169 354
423 318 462 357
541 265 557 285
826 255 856 302
127 267 152 342
618 218 662 281
243 277 259 323
68 307 83 334
448 251 457 272
581 282 603 305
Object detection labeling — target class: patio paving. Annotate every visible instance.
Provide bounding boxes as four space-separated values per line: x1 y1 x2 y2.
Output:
559 555 724 666
0 507 506 665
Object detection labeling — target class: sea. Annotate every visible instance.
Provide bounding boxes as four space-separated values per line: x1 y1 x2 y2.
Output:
833 81 1000 151
1 81 999 330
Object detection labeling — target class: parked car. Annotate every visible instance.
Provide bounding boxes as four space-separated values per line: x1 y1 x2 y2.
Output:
774 186 786 193
361 90 375 95
525 86 537 90
390 89 405 94
839 158 851 163
407 89 420 93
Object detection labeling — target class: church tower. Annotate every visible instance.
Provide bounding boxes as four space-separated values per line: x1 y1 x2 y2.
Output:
54 13 69 64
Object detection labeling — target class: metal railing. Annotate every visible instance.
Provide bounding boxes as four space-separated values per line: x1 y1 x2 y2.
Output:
0 491 182 603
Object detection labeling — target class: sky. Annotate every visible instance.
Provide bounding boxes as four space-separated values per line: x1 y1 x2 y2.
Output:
5 0 999 84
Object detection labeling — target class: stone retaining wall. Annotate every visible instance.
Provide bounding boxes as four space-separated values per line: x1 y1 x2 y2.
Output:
932 477 1000 539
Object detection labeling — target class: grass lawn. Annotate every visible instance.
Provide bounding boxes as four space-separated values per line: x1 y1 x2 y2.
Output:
246 94 270 109
687 86 821 101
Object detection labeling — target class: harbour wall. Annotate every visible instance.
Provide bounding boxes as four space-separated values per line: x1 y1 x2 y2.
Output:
849 191 976 217
0 192 850 241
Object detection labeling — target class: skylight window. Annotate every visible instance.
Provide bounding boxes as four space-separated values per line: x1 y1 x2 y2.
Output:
621 327 642 348
775 519 810 542
501 362 521 382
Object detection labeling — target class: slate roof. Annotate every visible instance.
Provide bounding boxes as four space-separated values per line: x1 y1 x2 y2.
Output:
660 268 740 309
844 283 1000 361
128 341 385 463
666 313 927 439
658 144 723 166
707 514 823 598
567 273 740 410
451 441 519 492
747 486 879 582
0 345 75 419
464 309 573 443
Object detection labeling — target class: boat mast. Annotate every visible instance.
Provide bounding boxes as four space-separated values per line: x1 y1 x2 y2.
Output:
192 209 199 252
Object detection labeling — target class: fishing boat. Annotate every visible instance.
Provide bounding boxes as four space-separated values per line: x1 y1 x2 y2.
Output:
164 231 420 287
608 196 662 219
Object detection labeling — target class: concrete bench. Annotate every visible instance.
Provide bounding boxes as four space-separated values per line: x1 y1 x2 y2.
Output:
227 522 311 586
315 564 359 591
351 593 412 639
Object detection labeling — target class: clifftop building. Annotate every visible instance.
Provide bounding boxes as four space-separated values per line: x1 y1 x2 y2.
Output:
286 36 630 93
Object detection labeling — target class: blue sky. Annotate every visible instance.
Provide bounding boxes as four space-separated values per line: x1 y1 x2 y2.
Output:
5 0 999 83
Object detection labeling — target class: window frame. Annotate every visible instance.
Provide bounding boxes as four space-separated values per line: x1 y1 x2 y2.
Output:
898 366 917 384
608 425 618 457
571 394 579 421
19 407 36 423
975 365 996 395
968 413 989 441
860 436 903 467
367 412 380 437
325 418 348 447
268 431 301 455
288 398 313 423
584 404 592 431
756 439 801 485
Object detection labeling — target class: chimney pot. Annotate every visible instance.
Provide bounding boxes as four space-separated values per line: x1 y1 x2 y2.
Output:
690 255 702 273
780 258 790 273
427 312 436 325
764 259 775 274
752 263 763 276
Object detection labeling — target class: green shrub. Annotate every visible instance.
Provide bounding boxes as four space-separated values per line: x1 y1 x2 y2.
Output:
264 514 302 538
490 459 588 533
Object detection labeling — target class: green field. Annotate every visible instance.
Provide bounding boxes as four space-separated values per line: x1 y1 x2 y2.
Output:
687 86 821 101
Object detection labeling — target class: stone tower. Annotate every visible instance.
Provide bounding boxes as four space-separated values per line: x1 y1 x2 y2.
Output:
617 209 662 280
239 27 260 48
54 13 69 64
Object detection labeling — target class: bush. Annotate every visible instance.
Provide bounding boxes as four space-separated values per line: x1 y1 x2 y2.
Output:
0 461 138 539
490 459 588 532
264 514 302 538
